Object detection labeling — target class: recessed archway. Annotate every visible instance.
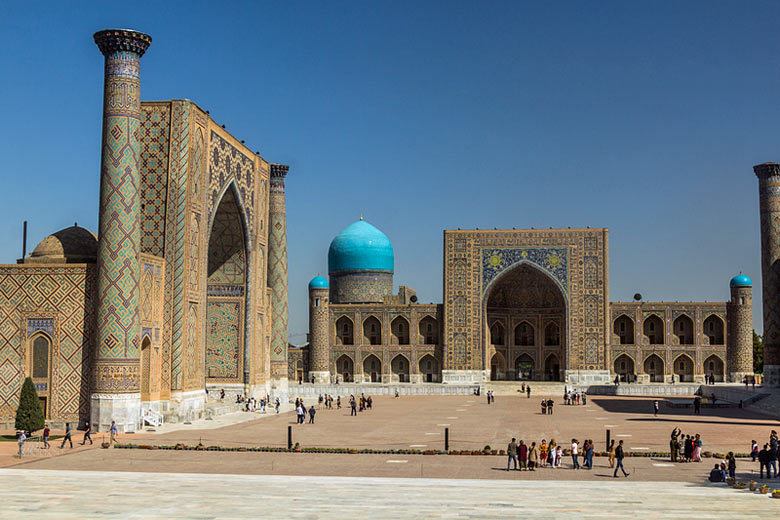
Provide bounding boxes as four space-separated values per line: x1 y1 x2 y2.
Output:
673 315 694 345
490 352 506 380
419 316 438 345
644 354 665 382
544 353 561 381
703 315 724 345
363 316 382 345
674 354 694 382
514 321 535 346
363 354 382 383
391 354 410 383
613 315 635 345
391 316 410 345
643 315 664 345
703 354 724 382
613 354 635 382
490 322 505 346
419 354 439 382
515 353 534 381
335 354 354 383
335 316 354 346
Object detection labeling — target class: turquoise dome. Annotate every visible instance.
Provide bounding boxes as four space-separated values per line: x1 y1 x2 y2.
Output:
328 219 394 272
309 275 329 289
730 274 753 287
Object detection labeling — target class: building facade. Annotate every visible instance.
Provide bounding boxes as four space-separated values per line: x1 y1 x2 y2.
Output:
0 29 289 431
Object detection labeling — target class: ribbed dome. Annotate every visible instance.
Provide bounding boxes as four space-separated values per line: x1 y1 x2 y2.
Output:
309 275 329 289
328 219 394 273
28 225 98 263
730 274 752 287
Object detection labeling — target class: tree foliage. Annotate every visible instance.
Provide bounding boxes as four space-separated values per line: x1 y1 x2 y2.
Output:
14 377 44 433
754 330 764 374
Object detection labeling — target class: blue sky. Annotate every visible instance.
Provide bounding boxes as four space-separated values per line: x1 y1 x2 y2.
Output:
1 1 778 342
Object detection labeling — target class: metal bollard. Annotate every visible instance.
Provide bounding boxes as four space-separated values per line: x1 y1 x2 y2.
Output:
288 425 292 451
445 427 449 451
606 429 611 451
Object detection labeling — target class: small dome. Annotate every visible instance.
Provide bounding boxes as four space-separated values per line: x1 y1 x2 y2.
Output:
29 224 97 263
730 274 752 287
309 275 329 289
328 218 394 273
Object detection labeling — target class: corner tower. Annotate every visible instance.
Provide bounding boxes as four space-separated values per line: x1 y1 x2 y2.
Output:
308 275 330 383
328 218 394 303
92 29 152 432
268 164 290 396
754 162 780 386
727 274 753 382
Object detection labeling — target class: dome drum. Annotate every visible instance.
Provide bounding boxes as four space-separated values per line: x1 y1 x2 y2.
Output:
329 271 393 304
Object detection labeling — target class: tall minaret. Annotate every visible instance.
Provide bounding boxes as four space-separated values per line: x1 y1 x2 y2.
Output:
92 29 152 432
268 164 290 396
727 274 753 382
755 162 780 387
308 275 330 383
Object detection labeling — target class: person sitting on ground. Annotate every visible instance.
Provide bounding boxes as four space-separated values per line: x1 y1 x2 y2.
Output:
708 463 725 482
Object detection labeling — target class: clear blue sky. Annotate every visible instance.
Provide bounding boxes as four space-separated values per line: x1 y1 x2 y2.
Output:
2 1 778 343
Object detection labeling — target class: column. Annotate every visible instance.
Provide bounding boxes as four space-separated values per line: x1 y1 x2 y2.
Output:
268 164 290 397
755 163 780 387
727 280 753 382
308 279 331 383
91 29 152 432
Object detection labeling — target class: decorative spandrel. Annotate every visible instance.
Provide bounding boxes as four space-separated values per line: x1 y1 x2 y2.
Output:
482 248 568 294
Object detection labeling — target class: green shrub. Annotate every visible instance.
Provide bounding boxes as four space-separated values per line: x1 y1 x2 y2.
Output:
14 377 44 434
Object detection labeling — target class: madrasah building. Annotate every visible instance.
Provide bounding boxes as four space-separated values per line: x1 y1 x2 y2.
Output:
0 28 778 432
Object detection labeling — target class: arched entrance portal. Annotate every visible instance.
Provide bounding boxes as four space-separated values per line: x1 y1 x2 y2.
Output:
363 354 381 382
206 186 248 384
613 354 635 383
485 263 566 381
419 355 439 382
515 354 534 380
335 354 354 383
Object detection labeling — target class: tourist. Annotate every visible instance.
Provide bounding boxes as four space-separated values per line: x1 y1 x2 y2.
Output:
546 399 554 415
486 391 491 405
752 376 756 390
350 395 357 416
109 420 118 446
751 440 759 462
395 389 400 399
367 396 373 409
81 420 93 445
548 440 557 468
582 392 586 406
670 427 680 462
744 375 749 389
43 424 50 449
614 375 619 387
507 438 518 471
17 430 26 458
693 434 702 462
708 463 725 482
769 442 778 478
539 440 547 468
571 439 580 469
613 440 629 477
518 440 528 470
308 405 316 424
555 445 563 468
275 398 280 413
759 444 771 478
220 388 225 400
526 386 531 398
337 396 341 409
541 400 547 414
521 383 525 393
528 442 538 470
608 440 616 468
726 452 736 479
59 423 73 449
693 397 701 415
653 400 659 417
684 435 693 462
296 403 305 424
586 439 594 469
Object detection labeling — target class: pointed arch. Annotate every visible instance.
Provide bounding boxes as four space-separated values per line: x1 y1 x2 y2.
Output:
643 315 664 345
391 354 410 383
27 331 52 418
544 322 560 346
514 321 535 346
490 321 505 346
703 354 724 382
335 354 354 382
514 353 534 380
703 314 724 345
544 353 561 381
673 315 694 345
613 314 635 345
644 353 665 382
490 351 506 381
613 354 635 382
391 316 410 345
418 354 439 382
335 316 354 345
362 316 382 345
673 353 694 382
363 354 382 382
418 316 438 345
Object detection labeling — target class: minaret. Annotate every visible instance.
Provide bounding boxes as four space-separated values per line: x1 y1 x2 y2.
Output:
308 275 330 383
92 29 152 432
727 274 753 382
268 164 290 396
754 162 780 386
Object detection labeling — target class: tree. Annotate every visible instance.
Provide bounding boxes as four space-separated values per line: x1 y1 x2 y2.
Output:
754 330 764 374
15 377 44 434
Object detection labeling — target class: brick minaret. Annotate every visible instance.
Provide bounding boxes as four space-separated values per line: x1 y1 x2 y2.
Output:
268 164 290 396
92 29 152 431
755 162 780 386
308 275 330 383
727 275 753 382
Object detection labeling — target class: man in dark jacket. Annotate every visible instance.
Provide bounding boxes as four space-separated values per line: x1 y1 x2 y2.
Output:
518 440 528 470
759 444 771 478
708 464 725 482
613 440 629 477
769 444 778 478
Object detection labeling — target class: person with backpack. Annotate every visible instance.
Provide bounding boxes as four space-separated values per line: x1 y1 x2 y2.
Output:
613 440 630 477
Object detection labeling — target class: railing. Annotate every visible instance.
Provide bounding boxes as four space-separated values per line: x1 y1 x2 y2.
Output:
142 408 164 427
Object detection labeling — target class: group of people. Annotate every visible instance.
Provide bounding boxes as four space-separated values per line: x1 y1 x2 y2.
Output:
295 398 317 424
755 430 780 478
506 437 629 477
669 427 704 462
563 389 586 406
234 393 281 414
349 393 373 415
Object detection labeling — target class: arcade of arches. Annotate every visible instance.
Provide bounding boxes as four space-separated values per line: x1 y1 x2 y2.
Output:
486 263 565 381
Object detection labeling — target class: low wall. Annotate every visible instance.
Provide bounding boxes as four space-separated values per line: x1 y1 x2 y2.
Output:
287 383 476 401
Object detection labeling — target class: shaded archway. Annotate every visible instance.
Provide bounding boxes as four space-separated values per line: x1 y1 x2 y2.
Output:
419 316 438 345
643 315 664 345
673 315 694 345
515 353 534 381
419 354 439 382
363 354 381 382
391 316 410 345
613 315 635 345
391 354 410 383
335 354 354 383
544 322 560 346
335 316 353 345
28 333 51 418
490 352 506 380
703 355 724 382
206 185 248 383
613 354 635 382
544 353 561 381
363 316 382 345
674 354 694 382
490 322 504 346
644 354 665 382
141 336 152 400
484 262 566 381
703 315 724 345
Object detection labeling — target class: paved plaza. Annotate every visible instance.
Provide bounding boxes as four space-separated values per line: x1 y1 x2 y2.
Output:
0 468 775 519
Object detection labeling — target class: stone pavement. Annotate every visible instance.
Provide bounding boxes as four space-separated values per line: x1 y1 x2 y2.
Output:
0 468 774 519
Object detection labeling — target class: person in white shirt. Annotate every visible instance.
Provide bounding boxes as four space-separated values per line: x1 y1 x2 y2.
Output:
571 439 580 469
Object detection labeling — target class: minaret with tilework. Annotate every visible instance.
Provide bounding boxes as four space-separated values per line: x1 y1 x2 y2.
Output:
268 164 290 396
308 275 331 383
755 162 780 387
727 274 754 382
91 29 152 431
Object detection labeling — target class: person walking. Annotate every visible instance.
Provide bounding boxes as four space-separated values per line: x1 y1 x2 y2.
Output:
59 423 73 449
528 442 538 470
507 438 518 471
518 440 528 470
693 434 702 462
727 451 736 479
308 405 316 424
43 424 50 449
571 439 580 469
613 440 630 477
350 395 357 416
653 400 659 417
17 430 26 458
296 403 305 424
486 391 491 405
769 443 778 478
337 396 341 409
109 421 118 446
693 397 701 415
608 439 616 468
526 386 531 399
275 398 280 413
81 420 93 445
